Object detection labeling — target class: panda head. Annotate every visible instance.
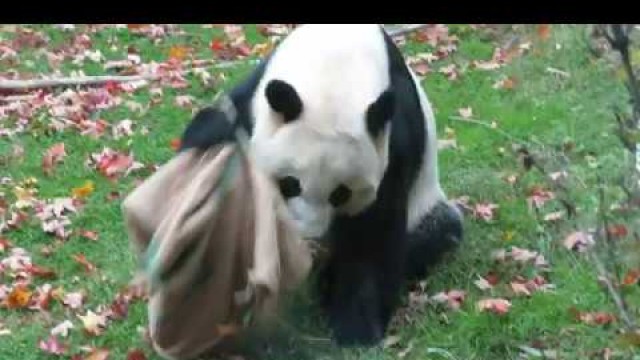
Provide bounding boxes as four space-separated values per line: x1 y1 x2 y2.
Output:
250 78 395 239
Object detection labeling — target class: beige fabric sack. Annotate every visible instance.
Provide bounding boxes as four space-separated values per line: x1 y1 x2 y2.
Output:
121 97 312 360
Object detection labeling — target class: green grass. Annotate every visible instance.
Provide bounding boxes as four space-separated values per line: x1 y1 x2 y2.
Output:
1 24 639 360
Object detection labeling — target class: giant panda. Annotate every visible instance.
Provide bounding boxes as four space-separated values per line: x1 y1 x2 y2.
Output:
180 24 463 347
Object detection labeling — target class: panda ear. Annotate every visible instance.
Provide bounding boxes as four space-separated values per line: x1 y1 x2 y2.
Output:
265 79 303 123
366 89 395 138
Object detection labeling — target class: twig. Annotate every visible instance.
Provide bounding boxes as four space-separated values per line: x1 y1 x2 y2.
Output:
590 175 638 331
449 115 533 146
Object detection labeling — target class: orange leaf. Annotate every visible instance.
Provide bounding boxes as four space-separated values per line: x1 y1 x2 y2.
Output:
168 45 189 61
78 229 99 241
72 254 96 273
622 269 640 286
537 24 551 41
72 181 95 199
127 24 145 30
4 285 32 309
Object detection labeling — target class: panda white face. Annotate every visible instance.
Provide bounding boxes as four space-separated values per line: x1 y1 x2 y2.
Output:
250 79 395 239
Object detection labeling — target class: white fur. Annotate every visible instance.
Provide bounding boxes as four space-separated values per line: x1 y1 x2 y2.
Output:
248 24 443 238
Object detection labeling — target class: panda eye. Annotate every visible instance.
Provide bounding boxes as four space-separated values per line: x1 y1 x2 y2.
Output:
329 184 352 207
278 176 302 199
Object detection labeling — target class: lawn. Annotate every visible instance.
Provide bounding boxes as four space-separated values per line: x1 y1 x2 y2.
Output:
1 24 639 360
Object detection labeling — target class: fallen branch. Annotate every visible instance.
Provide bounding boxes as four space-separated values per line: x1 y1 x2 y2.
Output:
0 59 258 91
449 115 534 146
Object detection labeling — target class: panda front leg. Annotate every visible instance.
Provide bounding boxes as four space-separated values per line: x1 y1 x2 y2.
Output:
318 217 406 347
404 200 464 282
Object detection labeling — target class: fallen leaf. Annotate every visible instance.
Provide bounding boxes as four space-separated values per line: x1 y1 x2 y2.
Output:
51 320 74 337
85 348 110 360
537 24 551 41
78 230 99 241
170 138 181 151
4 285 32 309
477 298 511 315
474 276 494 291
527 186 555 209
543 211 564 222
126 349 148 360
571 308 616 326
72 181 95 199
563 231 595 252
39 336 67 355
473 202 498 222
607 224 628 238
42 143 67 176
458 106 473 119
168 45 190 60
175 95 194 108
72 254 97 273
622 269 640 287
77 310 107 336
431 289 465 310
63 291 85 309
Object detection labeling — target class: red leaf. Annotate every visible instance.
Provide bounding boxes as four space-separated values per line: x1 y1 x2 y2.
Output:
477 298 511 315
127 349 148 360
570 308 616 326
72 254 96 273
210 39 225 52
431 289 466 310
25 264 57 279
607 224 628 238
42 143 67 176
0 237 11 252
39 336 68 355
170 138 181 151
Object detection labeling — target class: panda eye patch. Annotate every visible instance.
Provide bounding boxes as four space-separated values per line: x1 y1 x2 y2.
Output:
278 176 302 199
329 184 352 207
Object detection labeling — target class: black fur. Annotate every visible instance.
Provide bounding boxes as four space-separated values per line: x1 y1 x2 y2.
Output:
265 79 303 122
366 90 395 139
178 25 463 347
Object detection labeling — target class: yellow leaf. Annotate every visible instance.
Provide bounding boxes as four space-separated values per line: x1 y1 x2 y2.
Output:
502 230 515 242
72 181 95 199
168 45 189 61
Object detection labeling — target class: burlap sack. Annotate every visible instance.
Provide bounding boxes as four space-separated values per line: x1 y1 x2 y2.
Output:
121 103 312 359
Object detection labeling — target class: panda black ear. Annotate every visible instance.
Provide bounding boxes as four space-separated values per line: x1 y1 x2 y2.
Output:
265 79 303 123
366 89 395 138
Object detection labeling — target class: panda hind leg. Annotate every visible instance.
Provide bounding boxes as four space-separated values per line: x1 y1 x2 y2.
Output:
404 200 464 282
